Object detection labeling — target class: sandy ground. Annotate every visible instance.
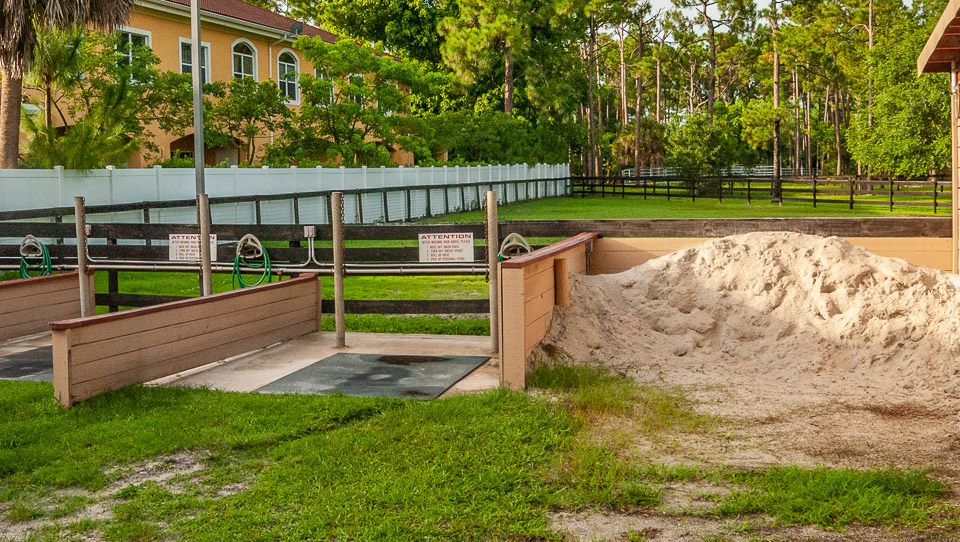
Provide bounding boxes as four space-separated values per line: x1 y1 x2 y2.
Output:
535 233 960 489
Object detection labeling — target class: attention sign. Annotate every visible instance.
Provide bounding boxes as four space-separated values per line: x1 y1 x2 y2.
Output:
169 234 217 262
418 233 473 262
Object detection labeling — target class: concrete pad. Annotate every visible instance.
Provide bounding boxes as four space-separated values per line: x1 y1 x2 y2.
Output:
158 331 501 397
0 332 54 382
256 353 489 399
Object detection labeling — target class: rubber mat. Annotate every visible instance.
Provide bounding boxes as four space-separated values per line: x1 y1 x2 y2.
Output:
255 353 490 400
0 346 53 382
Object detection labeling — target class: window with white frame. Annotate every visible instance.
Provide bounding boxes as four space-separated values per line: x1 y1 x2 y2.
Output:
232 41 256 79
117 29 150 66
180 39 210 85
347 72 364 104
314 68 333 107
278 52 299 103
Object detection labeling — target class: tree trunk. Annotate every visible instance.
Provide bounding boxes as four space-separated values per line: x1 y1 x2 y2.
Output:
771 2 781 201
0 65 22 169
504 51 514 116
688 58 695 114
706 16 716 122
635 75 643 172
656 58 662 123
619 31 628 127
793 67 800 174
586 36 597 178
804 67 812 176
867 0 874 184
834 87 842 175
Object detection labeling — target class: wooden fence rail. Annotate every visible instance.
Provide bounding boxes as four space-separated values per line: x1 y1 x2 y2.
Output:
573 175 952 213
2 217 951 315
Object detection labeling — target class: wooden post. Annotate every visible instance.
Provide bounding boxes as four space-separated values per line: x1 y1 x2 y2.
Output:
554 258 569 307
73 197 93 318
952 64 959 273
198 193 213 297
486 190 499 354
332 192 346 348
107 238 118 313
886 178 892 212
934 177 938 214
849 179 854 210
382 191 389 222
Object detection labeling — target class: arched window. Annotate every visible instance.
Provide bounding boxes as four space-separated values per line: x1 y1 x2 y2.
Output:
232 41 256 79
278 51 299 103
314 67 333 107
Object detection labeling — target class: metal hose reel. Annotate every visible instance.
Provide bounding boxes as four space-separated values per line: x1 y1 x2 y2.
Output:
232 234 272 288
498 233 532 261
19 235 52 278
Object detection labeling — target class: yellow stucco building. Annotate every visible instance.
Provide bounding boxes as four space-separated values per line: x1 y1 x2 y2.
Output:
30 0 413 167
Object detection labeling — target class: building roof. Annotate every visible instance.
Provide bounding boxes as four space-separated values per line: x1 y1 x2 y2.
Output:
163 0 338 43
918 0 960 74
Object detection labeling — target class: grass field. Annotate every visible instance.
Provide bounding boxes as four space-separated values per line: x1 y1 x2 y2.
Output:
2 366 955 541
425 193 946 222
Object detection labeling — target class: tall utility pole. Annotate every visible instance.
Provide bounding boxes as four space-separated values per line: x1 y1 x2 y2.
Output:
190 0 212 295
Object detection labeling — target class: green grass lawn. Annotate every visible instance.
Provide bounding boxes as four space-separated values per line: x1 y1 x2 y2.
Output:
2 367 955 541
425 193 949 222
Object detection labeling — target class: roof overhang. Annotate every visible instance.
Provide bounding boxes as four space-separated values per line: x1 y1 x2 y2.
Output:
918 0 960 74
139 0 296 43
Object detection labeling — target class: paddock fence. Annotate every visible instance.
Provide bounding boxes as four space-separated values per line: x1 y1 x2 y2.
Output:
573 175 953 213
1 217 949 319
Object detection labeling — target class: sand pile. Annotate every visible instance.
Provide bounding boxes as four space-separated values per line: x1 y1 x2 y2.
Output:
537 232 960 398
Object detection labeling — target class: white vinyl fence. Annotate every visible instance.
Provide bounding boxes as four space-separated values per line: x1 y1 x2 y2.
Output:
0 163 570 225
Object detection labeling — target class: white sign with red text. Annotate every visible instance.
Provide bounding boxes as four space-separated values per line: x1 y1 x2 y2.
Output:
168 234 217 262
418 233 473 262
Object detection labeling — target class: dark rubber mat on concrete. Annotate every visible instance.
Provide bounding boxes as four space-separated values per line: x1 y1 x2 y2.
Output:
0 346 53 382
255 353 490 399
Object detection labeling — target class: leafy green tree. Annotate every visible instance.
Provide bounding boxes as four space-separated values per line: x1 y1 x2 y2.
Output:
270 37 417 166
439 0 545 115
204 77 291 164
289 0 454 64
0 0 132 168
20 31 192 168
25 26 86 128
666 111 739 176
848 2 949 177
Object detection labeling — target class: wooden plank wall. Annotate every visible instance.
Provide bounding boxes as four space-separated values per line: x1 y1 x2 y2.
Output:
0 272 90 341
50 274 322 407
589 237 953 275
498 233 597 391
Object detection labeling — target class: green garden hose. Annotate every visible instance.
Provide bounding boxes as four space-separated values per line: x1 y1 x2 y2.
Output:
19 235 52 279
498 233 532 261
232 234 271 288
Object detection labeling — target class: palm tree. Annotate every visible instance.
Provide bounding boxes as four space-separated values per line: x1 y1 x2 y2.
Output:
27 26 86 129
0 0 132 168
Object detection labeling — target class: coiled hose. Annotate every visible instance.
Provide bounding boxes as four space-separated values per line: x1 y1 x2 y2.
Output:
19 235 52 278
232 234 271 288
498 233 532 261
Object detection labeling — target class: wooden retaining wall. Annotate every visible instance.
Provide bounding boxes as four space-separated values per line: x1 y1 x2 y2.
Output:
0 272 91 342
50 274 322 407
589 237 953 275
497 233 597 390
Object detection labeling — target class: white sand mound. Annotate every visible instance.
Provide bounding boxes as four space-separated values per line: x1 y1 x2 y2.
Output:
537 232 960 398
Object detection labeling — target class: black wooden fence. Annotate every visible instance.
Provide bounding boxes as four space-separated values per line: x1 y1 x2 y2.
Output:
1 217 949 314
573 175 952 213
